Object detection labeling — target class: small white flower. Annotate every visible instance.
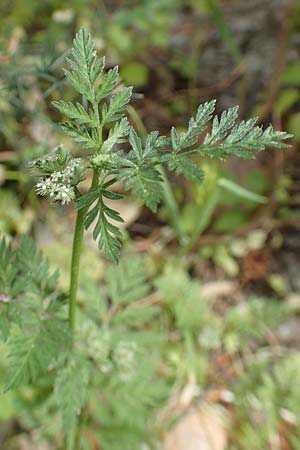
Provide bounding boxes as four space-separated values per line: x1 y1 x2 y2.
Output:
32 151 85 205
114 340 138 381
54 185 75 205
51 171 64 183
36 179 52 196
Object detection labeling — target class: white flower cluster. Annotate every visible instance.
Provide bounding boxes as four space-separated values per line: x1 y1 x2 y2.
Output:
80 321 138 381
113 340 137 381
36 158 83 205
81 321 113 373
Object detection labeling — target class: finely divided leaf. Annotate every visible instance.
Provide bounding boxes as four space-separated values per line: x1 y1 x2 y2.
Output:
204 106 239 145
102 86 133 124
75 189 100 211
106 258 150 305
181 99 216 148
168 101 293 160
101 118 130 153
129 128 143 159
54 359 90 432
60 122 99 149
170 100 216 153
4 319 70 392
168 155 204 183
116 128 165 211
120 166 163 212
0 236 20 301
95 66 119 103
84 188 124 264
64 28 101 102
192 117 292 160
52 100 98 127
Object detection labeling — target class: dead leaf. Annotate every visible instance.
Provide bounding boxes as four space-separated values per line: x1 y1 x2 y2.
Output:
202 281 238 301
164 405 227 450
16 435 52 450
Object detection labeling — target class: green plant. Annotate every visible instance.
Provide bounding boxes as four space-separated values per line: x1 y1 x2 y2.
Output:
1 28 291 449
230 353 300 450
0 238 165 449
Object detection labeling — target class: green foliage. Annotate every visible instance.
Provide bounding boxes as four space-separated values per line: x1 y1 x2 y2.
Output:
76 181 124 264
52 100 99 128
192 113 291 160
105 257 150 305
72 258 165 450
224 297 289 352
54 356 90 433
232 353 300 450
116 129 166 212
52 28 132 154
1 234 298 450
1 22 296 450
63 28 105 104
1 236 165 448
102 86 133 124
0 235 59 340
85 187 123 265
167 100 215 182
0 236 70 392
156 268 210 333
43 27 292 262
4 319 69 392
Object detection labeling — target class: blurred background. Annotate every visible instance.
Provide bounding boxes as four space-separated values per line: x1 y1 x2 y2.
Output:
0 1 300 449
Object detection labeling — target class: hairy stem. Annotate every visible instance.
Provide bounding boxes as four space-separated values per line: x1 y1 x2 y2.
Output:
68 171 99 333
179 186 220 256
69 207 86 331
67 169 99 450
159 166 187 244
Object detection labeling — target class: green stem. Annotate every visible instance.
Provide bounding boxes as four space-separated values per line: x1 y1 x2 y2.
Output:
159 166 187 244
183 330 197 379
73 411 84 450
179 186 220 256
204 0 243 66
68 171 99 333
69 207 86 331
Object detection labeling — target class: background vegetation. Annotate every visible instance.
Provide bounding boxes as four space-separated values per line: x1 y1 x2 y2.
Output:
0 1 300 449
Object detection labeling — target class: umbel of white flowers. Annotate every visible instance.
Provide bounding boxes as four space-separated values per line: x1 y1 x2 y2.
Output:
29 146 85 205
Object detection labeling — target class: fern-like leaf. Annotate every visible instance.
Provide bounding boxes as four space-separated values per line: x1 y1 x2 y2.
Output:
102 86 133 124
54 357 90 432
52 100 98 127
188 110 292 160
4 319 70 392
80 185 124 264
117 128 164 212
168 155 204 183
101 118 130 153
204 106 239 145
95 66 119 103
63 28 104 103
170 100 216 153
60 122 99 149
106 258 150 305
